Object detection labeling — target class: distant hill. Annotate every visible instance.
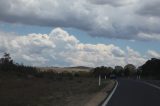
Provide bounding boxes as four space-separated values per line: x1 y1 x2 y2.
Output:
38 66 93 73
68 66 92 69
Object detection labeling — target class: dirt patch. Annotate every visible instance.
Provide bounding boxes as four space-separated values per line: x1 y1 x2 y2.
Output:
85 80 115 106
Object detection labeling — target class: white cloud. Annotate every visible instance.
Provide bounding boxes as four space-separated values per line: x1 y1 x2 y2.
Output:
137 32 160 41
147 50 160 59
0 0 160 41
0 28 150 67
125 46 146 65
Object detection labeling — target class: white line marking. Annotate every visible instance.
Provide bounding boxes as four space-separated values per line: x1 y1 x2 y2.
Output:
102 80 118 106
142 81 160 90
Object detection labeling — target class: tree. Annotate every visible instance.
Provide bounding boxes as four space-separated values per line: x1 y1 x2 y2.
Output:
92 66 112 78
0 53 13 65
124 64 136 77
0 53 14 71
114 66 124 76
136 67 142 79
141 58 160 79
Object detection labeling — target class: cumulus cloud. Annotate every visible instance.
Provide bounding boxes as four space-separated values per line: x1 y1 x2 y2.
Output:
0 27 155 67
0 0 160 41
125 47 146 65
147 50 160 59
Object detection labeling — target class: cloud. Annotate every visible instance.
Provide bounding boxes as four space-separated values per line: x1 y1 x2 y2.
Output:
0 0 160 41
125 47 146 65
89 0 136 7
137 0 160 17
0 27 153 67
147 50 160 59
137 32 160 41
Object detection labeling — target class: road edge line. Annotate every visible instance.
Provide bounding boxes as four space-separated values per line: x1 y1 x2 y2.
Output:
142 81 160 90
101 80 118 106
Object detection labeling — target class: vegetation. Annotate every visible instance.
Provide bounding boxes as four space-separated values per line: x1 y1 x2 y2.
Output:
140 58 160 79
0 53 38 77
124 64 136 77
92 60 160 80
92 64 137 79
92 66 113 78
1 52 160 80
113 66 124 77
0 53 112 106
0 76 110 106
0 52 160 106
0 53 92 79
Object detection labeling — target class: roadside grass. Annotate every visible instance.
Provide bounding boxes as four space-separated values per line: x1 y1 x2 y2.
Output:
0 73 110 106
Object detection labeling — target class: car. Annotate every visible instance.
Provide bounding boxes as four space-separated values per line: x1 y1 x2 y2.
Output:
110 74 117 79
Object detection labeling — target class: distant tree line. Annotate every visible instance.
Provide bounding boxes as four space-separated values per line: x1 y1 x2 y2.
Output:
92 64 137 79
92 58 160 80
0 53 160 80
0 53 38 76
140 58 160 79
0 53 92 80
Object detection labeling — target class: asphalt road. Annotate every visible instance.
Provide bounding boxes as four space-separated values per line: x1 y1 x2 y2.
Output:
145 80 160 87
106 79 160 106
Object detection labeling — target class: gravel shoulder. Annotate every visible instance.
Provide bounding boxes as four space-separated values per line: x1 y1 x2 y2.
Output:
85 80 115 106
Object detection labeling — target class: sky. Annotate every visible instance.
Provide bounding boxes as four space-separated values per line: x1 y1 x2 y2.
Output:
0 0 160 67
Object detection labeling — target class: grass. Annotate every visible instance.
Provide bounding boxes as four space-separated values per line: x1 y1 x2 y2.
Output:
0 73 110 106
39 67 92 73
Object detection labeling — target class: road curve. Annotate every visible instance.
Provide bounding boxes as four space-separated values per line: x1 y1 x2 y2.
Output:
106 78 160 106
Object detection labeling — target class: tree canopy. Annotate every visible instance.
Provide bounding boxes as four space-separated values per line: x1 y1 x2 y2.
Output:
141 58 160 79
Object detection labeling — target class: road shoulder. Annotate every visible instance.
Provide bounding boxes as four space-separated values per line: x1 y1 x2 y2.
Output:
84 80 115 106
101 80 118 106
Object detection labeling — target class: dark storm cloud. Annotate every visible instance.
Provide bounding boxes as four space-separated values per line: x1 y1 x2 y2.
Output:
89 0 134 7
0 0 160 41
137 0 160 17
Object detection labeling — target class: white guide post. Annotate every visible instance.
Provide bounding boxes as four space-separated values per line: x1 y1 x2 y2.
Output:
99 75 101 86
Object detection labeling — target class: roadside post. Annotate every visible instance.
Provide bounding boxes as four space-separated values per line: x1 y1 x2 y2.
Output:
99 75 101 86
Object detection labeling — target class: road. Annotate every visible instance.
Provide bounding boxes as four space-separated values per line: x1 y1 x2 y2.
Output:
144 80 160 87
106 78 160 106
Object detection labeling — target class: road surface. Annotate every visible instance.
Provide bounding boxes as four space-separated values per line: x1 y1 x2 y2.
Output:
144 80 160 87
106 79 160 106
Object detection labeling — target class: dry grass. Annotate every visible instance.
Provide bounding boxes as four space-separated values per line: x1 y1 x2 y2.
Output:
39 67 92 73
0 74 110 106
